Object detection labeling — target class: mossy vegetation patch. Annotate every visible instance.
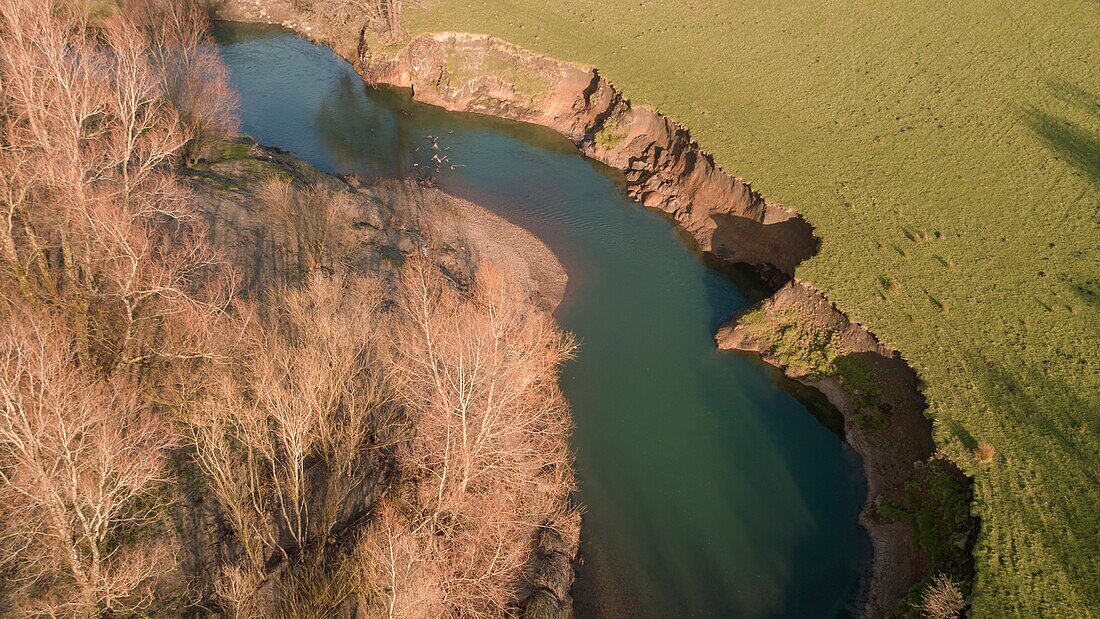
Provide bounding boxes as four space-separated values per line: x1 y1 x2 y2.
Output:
880 459 978 616
737 306 837 376
594 118 627 150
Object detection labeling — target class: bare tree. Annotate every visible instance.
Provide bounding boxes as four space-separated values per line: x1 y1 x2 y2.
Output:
311 0 413 43
0 1 241 613
364 258 576 618
184 274 395 615
122 0 241 143
389 258 574 515
0 0 238 374
366 0 406 38
921 574 966 619
355 500 445 619
0 312 178 617
1 2 576 615
257 178 356 283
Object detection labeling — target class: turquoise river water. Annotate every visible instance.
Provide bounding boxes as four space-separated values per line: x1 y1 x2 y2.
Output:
216 22 871 618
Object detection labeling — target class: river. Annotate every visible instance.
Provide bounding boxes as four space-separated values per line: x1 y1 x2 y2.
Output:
215 22 871 618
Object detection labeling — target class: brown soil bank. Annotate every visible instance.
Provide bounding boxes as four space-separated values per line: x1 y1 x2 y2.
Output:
210 7 977 614
368 32 818 282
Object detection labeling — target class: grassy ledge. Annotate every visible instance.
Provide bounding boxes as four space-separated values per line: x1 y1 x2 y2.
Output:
408 1 1100 616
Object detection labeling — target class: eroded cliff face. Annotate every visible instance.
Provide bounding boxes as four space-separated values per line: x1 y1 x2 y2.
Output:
365 32 817 280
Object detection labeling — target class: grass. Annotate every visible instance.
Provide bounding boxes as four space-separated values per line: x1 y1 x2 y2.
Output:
408 1 1099 616
442 47 550 99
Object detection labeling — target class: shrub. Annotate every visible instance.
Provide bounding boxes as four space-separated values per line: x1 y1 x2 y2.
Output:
975 442 996 464
921 574 966 619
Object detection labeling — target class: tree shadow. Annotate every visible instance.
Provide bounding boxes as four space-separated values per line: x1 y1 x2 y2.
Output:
947 419 978 451
1068 276 1099 310
1022 79 1100 188
962 350 1100 608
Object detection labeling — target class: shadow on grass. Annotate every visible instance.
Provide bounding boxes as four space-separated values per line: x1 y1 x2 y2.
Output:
1022 80 1100 188
963 350 1100 609
947 419 978 451
1069 278 1100 310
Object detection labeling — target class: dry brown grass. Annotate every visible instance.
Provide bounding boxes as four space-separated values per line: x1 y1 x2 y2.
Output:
975 443 996 465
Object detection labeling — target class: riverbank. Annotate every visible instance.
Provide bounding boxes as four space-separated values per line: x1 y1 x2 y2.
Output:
188 136 567 311
342 30 955 615
208 6 968 614
395 5 1100 617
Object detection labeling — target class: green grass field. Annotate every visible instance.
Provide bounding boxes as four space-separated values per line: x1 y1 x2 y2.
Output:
408 2 1099 615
